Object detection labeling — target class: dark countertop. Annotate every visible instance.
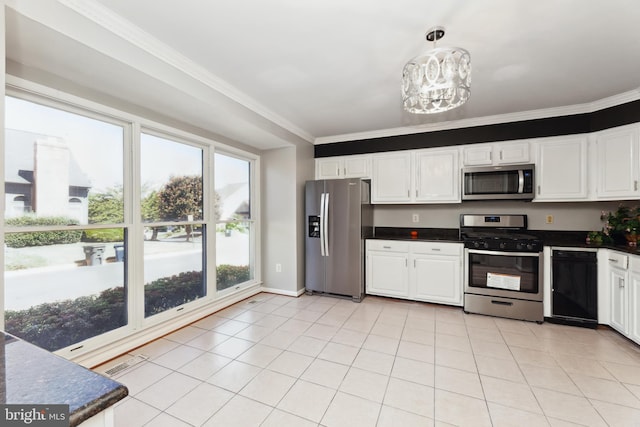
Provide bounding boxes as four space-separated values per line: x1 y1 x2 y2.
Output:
371 227 640 255
0 332 128 427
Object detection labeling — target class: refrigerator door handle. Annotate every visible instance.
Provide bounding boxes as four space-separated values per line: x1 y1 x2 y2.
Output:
319 193 326 257
323 193 330 256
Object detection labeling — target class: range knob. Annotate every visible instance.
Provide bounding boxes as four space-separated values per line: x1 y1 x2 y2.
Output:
474 241 481 248
527 243 534 251
499 242 507 250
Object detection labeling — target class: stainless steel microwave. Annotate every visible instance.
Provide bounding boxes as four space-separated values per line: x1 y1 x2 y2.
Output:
462 164 535 200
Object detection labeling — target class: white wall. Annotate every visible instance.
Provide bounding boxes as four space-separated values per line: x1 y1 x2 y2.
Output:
374 200 623 231
261 142 314 294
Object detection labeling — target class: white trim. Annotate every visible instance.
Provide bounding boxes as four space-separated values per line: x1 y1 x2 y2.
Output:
5 76 264 366
315 88 640 145
69 284 262 368
260 285 307 297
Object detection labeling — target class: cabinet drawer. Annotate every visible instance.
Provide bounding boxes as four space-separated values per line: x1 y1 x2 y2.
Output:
410 241 462 256
367 240 409 252
608 251 629 269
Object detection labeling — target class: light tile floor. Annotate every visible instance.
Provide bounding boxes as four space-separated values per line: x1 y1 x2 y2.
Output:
95 293 640 426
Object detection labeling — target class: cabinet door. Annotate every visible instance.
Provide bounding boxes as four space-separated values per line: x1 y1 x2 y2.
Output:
343 155 371 178
495 141 530 164
415 149 460 202
371 153 412 203
630 271 640 344
316 158 342 179
412 254 462 305
463 145 493 166
535 136 588 201
610 267 628 335
366 251 409 298
596 125 640 199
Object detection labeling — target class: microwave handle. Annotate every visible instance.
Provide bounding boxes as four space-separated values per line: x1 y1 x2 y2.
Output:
518 169 524 194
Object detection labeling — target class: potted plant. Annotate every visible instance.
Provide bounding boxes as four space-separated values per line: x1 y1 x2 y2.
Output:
599 205 640 246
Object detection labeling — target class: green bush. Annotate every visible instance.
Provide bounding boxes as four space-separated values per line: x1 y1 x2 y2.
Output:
5 216 82 248
5 266 251 351
217 264 250 289
83 228 125 243
144 271 205 317
4 287 126 352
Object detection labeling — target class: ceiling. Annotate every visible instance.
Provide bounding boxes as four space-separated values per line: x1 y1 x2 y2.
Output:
5 0 640 151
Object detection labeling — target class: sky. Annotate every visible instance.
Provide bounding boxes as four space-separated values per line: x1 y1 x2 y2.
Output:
5 96 248 194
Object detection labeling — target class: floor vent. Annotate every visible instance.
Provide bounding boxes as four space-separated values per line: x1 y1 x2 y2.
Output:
104 354 149 377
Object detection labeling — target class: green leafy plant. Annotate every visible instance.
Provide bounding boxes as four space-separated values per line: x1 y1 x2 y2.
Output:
597 205 640 244
217 264 250 289
82 228 124 243
4 265 250 352
4 216 82 248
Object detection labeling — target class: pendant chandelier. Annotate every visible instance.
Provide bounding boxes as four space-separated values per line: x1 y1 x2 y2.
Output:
402 26 471 114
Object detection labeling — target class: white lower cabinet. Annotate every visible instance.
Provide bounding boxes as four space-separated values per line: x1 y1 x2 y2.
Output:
629 267 640 343
610 259 629 335
605 250 640 345
366 240 409 297
366 240 462 306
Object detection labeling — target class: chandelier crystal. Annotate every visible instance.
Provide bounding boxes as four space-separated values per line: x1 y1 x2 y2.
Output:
402 26 471 114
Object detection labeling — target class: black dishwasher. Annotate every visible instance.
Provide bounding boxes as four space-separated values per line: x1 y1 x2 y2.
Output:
551 249 598 328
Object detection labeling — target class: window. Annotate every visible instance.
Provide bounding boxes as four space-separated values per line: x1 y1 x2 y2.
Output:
3 96 127 352
215 153 254 291
140 132 206 317
2 88 259 358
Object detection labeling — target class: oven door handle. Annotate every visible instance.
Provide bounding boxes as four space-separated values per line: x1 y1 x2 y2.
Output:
467 249 541 257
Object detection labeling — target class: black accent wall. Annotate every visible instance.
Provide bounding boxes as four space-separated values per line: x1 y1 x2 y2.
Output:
314 99 640 158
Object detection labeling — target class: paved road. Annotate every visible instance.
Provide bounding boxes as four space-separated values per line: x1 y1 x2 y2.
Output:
4 232 249 310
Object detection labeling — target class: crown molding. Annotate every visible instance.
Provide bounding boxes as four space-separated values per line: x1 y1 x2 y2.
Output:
56 0 315 144
315 88 640 145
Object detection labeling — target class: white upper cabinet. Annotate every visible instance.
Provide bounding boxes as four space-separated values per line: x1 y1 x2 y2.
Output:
315 155 371 180
534 135 588 201
414 148 460 203
371 148 459 204
463 141 530 166
595 124 640 200
371 152 412 202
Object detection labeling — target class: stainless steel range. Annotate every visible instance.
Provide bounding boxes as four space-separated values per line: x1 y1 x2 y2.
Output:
460 214 544 323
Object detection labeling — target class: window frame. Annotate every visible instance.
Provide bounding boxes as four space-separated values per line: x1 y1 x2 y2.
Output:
2 80 262 360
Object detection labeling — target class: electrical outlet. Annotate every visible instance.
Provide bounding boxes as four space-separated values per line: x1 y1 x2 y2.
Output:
546 215 554 224
275 263 282 273
412 214 419 223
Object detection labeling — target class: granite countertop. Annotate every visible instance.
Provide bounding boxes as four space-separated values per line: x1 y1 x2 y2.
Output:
370 227 640 255
0 332 128 427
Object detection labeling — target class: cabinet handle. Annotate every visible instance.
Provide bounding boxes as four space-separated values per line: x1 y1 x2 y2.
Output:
537 185 541 195
635 180 638 191
383 246 391 249
431 248 441 251
405 259 408 267
407 190 410 198
413 259 416 268
499 151 503 161
620 279 625 288
415 190 418 197
489 152 492 161
609 258 619 263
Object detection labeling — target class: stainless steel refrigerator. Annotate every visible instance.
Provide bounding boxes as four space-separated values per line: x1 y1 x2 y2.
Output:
305 179 373 302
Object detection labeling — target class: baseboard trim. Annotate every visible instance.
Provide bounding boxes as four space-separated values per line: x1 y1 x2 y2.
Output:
260 285 306 297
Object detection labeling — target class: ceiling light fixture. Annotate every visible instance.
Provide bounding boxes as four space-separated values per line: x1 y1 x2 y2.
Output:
402 26 471 114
